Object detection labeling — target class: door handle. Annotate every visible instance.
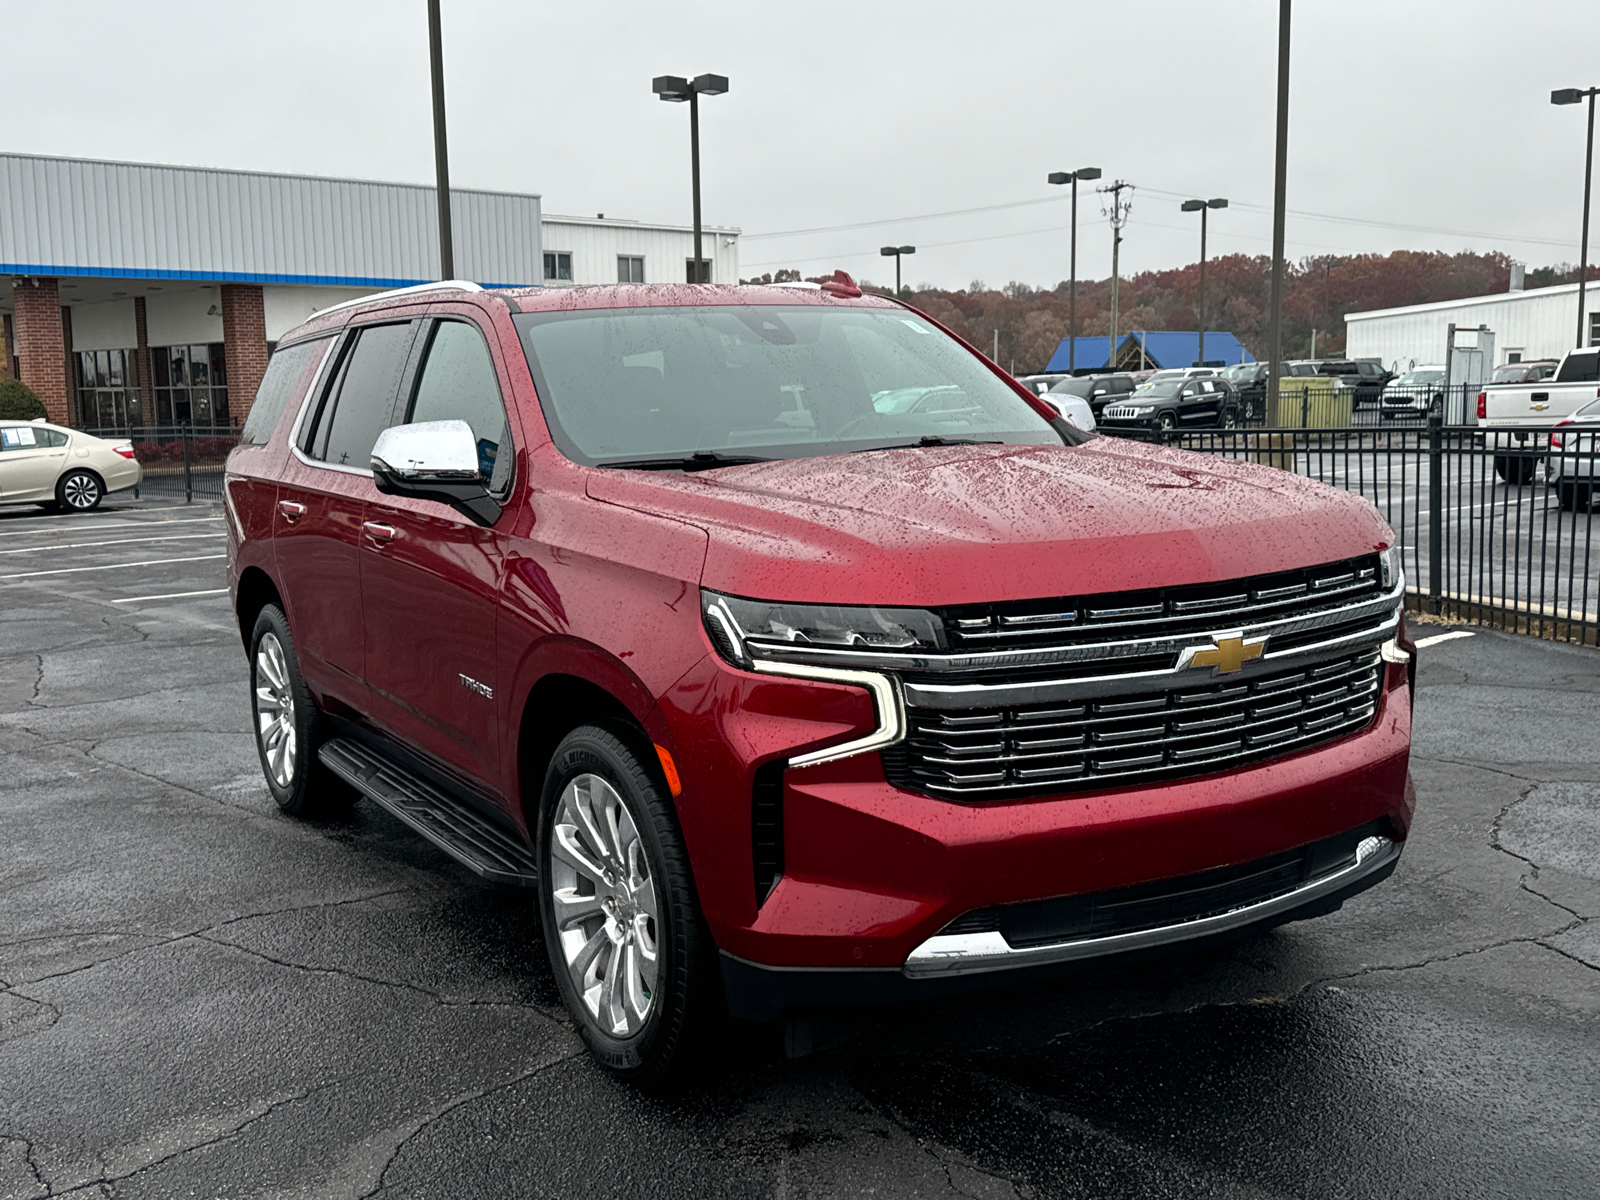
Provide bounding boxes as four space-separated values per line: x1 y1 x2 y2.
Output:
277 500 307 523
362 521 399 545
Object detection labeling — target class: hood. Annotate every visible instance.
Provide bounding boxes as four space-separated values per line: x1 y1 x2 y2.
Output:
586 440 1392 607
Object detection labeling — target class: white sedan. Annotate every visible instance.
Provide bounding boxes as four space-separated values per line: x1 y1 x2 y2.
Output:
0 420 141 512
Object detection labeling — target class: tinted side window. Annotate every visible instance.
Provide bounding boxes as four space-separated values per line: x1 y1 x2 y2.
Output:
40 429 69 447
1556 351 1599 383
406 320 515 496
241 337 330 446
313 323 414 468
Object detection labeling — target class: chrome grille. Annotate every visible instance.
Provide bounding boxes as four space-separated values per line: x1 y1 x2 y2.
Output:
883 649 1383 799
939 555 1382 653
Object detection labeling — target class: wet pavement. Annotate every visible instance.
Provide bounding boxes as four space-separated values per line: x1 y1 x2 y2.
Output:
1 497 1597 1199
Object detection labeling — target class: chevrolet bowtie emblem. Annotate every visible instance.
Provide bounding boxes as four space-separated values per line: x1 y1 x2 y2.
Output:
1186 634 1268 674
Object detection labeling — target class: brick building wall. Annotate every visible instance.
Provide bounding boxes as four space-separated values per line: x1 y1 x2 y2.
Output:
220 284 268 429
11 278 70 424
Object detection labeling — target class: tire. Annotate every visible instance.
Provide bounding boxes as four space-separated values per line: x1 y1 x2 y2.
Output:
1558 481 1593 512
248 605 356 818
1428 394 1443 419
1494 455 1537 485
55 469 103 512
537 722 717 1087
1219 408 1239 430
1158 411 1177 432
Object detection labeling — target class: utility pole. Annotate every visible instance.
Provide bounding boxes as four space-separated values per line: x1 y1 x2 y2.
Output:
427 0 454 280
1265 0 1292 428
1100 180 1132 371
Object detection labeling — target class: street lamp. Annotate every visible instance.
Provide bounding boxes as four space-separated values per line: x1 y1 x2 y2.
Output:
1552 86 1599 348
653 73 730 282
1047 167 1101 373
1180 197 1228 367
880 245 915 297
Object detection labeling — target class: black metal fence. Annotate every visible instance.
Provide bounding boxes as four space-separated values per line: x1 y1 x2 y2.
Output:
1101 418 1600 646
85 425 238 503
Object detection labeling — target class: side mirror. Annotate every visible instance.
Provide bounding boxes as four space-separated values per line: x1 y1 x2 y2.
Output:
371 419 501 527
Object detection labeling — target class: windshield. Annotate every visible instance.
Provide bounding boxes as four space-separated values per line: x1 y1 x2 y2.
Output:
1145 369 1188 382
1221 364 1257 382
1130 380 1184 399
1490 365 1526 383
512 305 1071 466
1047 377 1094 397
1395 370 1445 387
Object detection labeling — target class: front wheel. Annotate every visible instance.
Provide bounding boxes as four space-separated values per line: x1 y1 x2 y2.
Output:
56 470 103 511
537 723 718 1087
1219 408 1239 430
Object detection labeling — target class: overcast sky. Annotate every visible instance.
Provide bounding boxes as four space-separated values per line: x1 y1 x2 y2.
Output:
4 0 1596 291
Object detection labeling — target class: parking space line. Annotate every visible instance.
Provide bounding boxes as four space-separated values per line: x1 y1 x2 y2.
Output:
111 588 229 603
0 533 223 555
1415 630 1477 649
0 503 204 524
0 516 222 538
1 553 226 580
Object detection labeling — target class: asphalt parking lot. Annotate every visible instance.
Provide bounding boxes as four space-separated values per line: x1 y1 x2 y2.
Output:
2 495 1598 1199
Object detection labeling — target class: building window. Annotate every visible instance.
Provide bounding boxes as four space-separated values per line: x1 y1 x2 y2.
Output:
1590 312 1600 348
617 255 645 284
74 349 141 430
543 252 573 282
685 258 711 283
152 343 228 428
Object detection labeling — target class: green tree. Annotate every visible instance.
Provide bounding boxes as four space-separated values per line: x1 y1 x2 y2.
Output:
0 380 46 420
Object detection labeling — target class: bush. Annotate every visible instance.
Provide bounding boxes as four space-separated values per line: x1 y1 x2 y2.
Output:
0 380 46 421
132 442 164 465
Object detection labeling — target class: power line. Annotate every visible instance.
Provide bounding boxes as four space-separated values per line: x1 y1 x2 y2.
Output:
743 183 1578 252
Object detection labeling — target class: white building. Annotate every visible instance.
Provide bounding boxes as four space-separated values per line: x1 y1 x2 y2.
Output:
539 214 739 287
1345 281 1596 371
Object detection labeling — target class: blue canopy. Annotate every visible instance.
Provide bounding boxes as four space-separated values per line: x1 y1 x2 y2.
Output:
1046 332 1255 373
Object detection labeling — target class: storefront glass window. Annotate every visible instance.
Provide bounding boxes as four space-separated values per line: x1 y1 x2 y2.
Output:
74 349 141 430
152 343 229 427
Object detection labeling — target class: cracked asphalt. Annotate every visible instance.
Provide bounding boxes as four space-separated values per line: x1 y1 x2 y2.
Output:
1 496 1598 1199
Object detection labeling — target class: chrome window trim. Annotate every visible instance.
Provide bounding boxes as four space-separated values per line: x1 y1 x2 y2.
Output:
902 834 1401 979
284 336 342 468
742 580 1405 677
750 660 906 768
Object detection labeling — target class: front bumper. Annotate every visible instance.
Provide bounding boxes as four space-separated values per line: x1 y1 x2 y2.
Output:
656 650 1415 1012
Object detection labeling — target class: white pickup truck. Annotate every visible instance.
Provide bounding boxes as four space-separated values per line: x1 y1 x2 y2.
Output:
1480 348 1600 483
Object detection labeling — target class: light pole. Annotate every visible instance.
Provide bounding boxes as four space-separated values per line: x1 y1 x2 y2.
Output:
427 0 453 280
1265 0 1291 428
1552 86 1598 348
1047 167 1101 374
880 245 915 297
653 73 729 282
1180 197 1228 367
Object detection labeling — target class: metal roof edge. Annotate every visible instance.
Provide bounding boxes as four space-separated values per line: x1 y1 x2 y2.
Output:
1344 282 1583 322
0 151 543 203
541 213 741 235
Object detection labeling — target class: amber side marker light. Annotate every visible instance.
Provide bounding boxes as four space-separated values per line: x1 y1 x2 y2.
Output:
654 744 683 797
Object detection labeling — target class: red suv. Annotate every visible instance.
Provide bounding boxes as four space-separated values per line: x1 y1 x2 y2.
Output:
225 278 1415 1083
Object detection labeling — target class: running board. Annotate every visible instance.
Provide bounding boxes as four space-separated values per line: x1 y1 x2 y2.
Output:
318 737 539 886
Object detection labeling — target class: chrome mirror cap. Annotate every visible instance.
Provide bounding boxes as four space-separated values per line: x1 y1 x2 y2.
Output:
371 420 481 482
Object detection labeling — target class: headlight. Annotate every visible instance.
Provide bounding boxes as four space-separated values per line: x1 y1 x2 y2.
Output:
1128 405 1156 416
703 590 945 667
1379 545 1404 592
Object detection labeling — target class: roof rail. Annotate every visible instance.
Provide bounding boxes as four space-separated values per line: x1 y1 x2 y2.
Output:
314 279 483 318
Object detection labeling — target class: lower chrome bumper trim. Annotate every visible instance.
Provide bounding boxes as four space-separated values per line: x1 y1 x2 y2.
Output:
901 834 1401 979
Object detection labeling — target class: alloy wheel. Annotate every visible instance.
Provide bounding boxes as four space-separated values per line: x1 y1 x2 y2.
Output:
549 773 660 1037
254 633 297 788
62 473 99 509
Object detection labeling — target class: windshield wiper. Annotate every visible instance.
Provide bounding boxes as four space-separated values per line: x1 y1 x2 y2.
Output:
595 450 773 471
852 436 1003 452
